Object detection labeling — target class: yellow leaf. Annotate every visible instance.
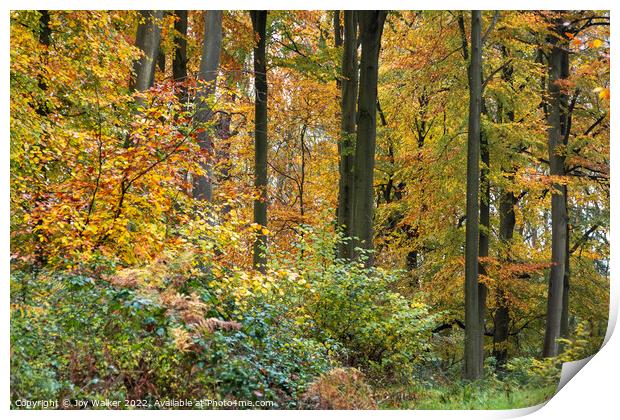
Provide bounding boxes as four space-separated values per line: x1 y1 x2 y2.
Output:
589 39 603 48
598 88 610 101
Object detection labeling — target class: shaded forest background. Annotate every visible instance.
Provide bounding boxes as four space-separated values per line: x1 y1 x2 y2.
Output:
10 10 609 409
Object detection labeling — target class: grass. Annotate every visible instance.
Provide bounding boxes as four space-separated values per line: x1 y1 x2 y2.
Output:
377 381 557 410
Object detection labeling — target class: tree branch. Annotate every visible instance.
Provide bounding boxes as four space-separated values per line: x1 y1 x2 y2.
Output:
481 11 499 46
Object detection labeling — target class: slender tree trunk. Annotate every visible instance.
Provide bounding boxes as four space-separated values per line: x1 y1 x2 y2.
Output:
351 10 387 267
464 10 483 380
478 100 489 373
560 193 570 339
216 108 235 217
193 11 223 202
32 10 52 269
333 11 342 53
560 47 571 341
250 11 269 272
38 10 51 46
172 10 188 100
493 47 516 368
543 23 568 358
495 190 517 366
125 11 162 149
337 10 358 260
130 10 163 92
35 10 51 114
299 125 307 218
172 10 191 195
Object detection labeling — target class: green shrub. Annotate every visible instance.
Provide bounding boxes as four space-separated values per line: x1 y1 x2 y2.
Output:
10 269 331 409
279 228 440 384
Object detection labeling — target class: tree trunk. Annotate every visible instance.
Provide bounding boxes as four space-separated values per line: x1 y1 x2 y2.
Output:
130 10 163 92
560 46 571 341
333 11 342 51
172 10 188 101
478 100 489 373
495 189 517 366
493 47 516 368
561 196 570 339
337 11 359 260
126 11 162 149
464 10 483 380
193 11 223 202
216 109 235 217
543 23 568 358
299 125 307 218
250 11 269 272
351 10 386 267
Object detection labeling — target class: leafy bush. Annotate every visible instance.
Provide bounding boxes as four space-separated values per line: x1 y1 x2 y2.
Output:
504 321 602 389
11 223 444 408
301 368 376 409
10 267 331 408
276 228 440 383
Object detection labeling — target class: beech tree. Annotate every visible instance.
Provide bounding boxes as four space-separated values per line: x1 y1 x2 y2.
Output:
542 15 570 358
250 10 269 272
493 45 517 368
337 10 358 260
463 10 483 380
351 10 387 267
130 10 163 93
193 11 223 202
172 10 188 100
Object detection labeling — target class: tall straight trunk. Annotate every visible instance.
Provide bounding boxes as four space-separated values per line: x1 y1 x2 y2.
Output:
193 11 223 202
172 10 190 196
299 125 307 218
172 10 188 100
250 11 269 272
464 10 483 380
333 11 342 51
35 10 51 115
32 10 52 269
559 47 571 340
216 109 234 216
543 24 569 358
478 101 489 373
493 47 516 368
337 11 358 260
131 10 163 92
126 10 162 149
351 11 386 267
560 192 570 339
38 10 51 46
495 191 517 365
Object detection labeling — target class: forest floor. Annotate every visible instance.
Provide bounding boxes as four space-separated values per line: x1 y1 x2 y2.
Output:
377 383 556 410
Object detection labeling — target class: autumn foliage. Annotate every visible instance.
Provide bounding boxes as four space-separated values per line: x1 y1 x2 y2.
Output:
10 10 609 409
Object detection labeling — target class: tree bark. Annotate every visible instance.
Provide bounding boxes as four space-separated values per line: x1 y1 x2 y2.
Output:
130 10 163 93
193 11 223 202
495 189 517 366
464 10 483 380
478 100 489 373
560 193 570 341
337 10 358 260
543 22 569 358
560 47 571 341
351 10 386 267
333 11 342 51
250 11 269 272
172 10 188 100
493 47 516 368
